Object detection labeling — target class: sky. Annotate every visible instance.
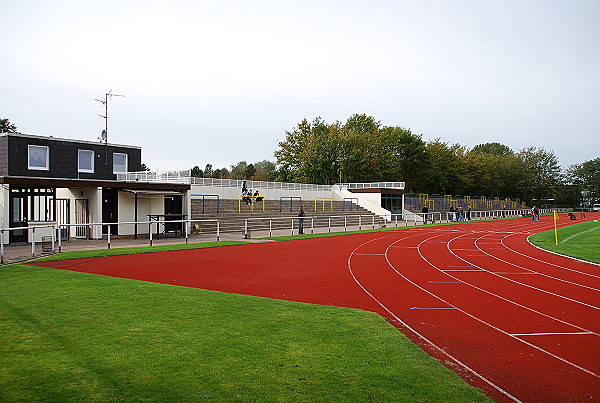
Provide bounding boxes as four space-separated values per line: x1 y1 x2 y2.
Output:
2 0 599 172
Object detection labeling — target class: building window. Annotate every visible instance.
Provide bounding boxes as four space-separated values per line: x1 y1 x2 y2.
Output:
78 150 95 173
28 145 49 170
113 153 128 174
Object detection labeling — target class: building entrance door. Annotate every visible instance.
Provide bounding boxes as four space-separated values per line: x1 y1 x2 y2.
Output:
9 195 28 243
75 199 89 238
102 189 118 235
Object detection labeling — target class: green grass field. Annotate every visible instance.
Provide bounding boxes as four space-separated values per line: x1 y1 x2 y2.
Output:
0 262 491 402
529 219 600 264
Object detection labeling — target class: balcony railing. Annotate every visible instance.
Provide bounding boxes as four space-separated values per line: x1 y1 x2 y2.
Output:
117 171 404 192
337 182 405 189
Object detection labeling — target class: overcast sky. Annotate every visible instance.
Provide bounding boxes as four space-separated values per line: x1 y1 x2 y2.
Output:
2 0 599 172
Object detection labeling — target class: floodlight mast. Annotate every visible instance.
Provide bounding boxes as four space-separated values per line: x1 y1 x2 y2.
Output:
95 90 125 164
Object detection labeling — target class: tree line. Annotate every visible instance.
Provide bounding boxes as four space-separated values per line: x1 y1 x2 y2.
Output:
2 117 597 206
189 113 598 206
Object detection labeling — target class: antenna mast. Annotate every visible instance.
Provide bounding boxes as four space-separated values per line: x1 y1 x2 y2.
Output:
95 90 125 164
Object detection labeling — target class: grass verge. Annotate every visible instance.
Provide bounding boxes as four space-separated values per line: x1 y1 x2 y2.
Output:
32 240 250 262
529 219 600 264
0 264 490 402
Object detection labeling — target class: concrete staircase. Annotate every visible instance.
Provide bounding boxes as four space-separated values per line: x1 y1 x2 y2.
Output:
191 198 386 235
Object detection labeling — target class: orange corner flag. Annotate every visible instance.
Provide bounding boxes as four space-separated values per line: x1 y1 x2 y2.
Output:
553 210 559 245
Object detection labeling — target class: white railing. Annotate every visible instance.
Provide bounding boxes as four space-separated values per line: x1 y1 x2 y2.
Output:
191 177 333 191
117 172 407 192
244 214 379 237
337 182 405 189
116 169 192 184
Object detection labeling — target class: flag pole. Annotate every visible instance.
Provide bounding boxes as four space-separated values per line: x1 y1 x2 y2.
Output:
553 210 559 246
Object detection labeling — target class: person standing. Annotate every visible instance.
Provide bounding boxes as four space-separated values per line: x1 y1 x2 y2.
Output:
533 205 540 221
241 178 248 193
298 204 305 234
449 205 455 222
422 205 429 224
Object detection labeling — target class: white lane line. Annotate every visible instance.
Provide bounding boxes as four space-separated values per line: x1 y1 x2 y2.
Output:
410 307 457 310
352 253 386 256
346 234 523 403
511 331 594 336
443 270 482 272
471 234 600 294
449 233 600 307
504 235 600 277
428 281 462 284
412 233 600 378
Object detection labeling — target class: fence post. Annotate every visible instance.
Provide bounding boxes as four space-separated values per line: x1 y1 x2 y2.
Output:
372 215 375 229
149 222 153 247
107 229 111 249
1 230 4 263
311 217 314 234
185 221 189 243
359 216 362 230
57 225 62 253
51 225 56 252
344 216 347 232
31 227 36 257
291 218 294 236
328 217 331 233
269 219 272 237
244 219 249 239
216 221 220 241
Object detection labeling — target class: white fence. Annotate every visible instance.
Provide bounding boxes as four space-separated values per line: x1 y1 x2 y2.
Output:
337 182 405 189
0 208 575 262
244 214 379 237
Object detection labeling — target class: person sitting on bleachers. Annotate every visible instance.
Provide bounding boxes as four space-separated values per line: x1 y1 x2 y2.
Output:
242 190 251 205
253 190 263 203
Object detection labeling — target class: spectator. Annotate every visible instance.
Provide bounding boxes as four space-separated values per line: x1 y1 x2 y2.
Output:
254 190 263 203
422 205 429 224
449 205 455 222
298 204 305 234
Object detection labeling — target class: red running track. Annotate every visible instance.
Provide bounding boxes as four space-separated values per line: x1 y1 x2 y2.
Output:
33 214 600 402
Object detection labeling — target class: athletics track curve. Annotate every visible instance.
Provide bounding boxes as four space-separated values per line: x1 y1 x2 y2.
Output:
33 214 600 402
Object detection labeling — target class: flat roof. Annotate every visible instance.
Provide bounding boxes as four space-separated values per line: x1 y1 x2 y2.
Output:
0 176 189 191
0 132 142 150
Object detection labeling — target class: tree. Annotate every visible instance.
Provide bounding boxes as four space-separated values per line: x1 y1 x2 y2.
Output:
517 147 562 204
0 118 18 133
245 163 256 179
471 142 513 156
191 166 203 177
204 164 213 177
379 126 430 192
229 161 247 179
425 139 467 195
274 117 340 184
253 160 277 181
565 157 600 205
212 167 229 179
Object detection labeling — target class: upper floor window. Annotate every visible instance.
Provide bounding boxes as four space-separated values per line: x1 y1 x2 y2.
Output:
28 145 49 170
113 153 128 174
78 150 95 173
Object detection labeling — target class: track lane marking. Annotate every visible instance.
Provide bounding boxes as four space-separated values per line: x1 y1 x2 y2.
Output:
448 234 600 308
511 331 594 336
346 232 523 403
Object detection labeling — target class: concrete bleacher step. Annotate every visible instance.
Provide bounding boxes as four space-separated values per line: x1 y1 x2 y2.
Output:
190 198 385 234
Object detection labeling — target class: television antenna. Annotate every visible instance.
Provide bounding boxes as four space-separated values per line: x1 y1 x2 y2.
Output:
95 90 125 164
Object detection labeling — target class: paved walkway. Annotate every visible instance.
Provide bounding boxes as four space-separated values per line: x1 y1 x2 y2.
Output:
1 222 420 264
